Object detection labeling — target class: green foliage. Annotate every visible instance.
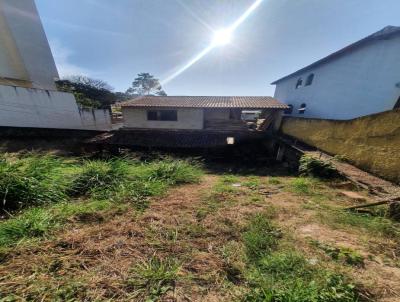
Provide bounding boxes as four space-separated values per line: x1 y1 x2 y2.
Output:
56 76 119 109
147 160 202 185
0 154 68 210
0 154 203 247
299 155 341 179
69 159 127 197
126 256 180 301
319 210 400 239
311 240 364 267
126 72 167 97
0 208 55 246
289 177 317 195
241 214 359 302
243 213 281 261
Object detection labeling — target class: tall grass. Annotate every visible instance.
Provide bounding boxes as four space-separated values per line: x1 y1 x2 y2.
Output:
0 154 69 210
0 153 203 247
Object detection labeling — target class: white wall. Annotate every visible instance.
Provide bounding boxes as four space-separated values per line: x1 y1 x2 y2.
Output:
0 85 111 130
0 0 59 90
122 108 204 130
273 35 400 120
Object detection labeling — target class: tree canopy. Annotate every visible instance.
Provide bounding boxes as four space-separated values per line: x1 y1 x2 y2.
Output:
126 73 167 96
56 76 119 109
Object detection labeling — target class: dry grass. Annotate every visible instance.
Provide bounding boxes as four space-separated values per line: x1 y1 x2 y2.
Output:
1 163 400 301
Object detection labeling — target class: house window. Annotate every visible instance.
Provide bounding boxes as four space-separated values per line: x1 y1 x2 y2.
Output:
284 104 293 114
147 110 178 121
298 103 306 114
295 78 303 89
305 74 314 86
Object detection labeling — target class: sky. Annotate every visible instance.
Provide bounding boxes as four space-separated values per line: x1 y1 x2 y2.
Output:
35 0 400 96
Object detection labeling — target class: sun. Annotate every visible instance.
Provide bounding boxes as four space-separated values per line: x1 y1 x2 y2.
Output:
212 28 233 46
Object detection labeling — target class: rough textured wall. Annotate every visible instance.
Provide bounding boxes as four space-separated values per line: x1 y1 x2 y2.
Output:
280 110 400 183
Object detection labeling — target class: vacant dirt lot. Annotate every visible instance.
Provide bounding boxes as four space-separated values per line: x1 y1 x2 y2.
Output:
1 154 399 301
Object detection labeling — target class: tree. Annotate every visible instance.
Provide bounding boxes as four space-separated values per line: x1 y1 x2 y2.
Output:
56 76 118 109
126 73 167 96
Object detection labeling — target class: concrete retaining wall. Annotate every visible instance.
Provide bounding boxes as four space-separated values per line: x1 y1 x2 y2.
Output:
280 110 400 183
0 85 111 130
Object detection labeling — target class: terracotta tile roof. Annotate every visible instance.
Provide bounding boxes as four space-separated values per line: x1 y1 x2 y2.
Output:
121 96 288 109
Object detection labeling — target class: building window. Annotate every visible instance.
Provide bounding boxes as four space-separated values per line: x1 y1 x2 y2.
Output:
147 110 178 121
298 103 306 114
284 104 293 114
295 78 303 89
305 73 314 86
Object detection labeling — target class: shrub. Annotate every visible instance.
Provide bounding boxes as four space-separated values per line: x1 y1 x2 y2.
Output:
299 155 341 179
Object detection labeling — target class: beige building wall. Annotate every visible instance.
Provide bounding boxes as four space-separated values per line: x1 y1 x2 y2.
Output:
0 0 59 90
122 108 204 130
280 110 400 184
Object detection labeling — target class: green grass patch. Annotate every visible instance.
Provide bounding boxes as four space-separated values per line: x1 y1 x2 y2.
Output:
0 207 55 247
126 256 181 301
310 240 365 267
242 213 281 262
319 209 400 240
0 154 71 210
244 253 358 302
0 153 203 248
288 177 321 196
239 213 360 302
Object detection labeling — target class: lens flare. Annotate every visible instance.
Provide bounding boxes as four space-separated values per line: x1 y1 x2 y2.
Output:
161 0 264 86
212 28 233 46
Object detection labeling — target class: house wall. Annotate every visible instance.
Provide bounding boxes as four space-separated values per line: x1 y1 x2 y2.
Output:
274 35 400 120
204 109 230 120
0 0 59 90
280 110 400 184
0 85 111 130
122 107 204 130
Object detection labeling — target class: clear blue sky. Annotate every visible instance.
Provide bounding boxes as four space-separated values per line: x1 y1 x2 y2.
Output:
36 0 400 96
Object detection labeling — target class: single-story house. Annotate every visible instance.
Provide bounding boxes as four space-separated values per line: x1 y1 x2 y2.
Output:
120 96 288 132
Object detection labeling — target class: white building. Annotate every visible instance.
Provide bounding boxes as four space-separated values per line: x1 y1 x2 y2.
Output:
121 96 287 131
272 26 400 120
0 0 110 130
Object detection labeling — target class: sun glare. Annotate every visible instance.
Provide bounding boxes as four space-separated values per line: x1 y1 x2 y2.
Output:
161 0 264 86
212 28 233 46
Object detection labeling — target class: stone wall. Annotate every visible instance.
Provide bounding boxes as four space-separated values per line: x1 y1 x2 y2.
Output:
280 110 400 183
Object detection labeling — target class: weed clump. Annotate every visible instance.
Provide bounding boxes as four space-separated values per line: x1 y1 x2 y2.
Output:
299 155 341 179
0 208 54 246
126 256 180 301
0 154 68 210
243 213 281 262
69 159 128 197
